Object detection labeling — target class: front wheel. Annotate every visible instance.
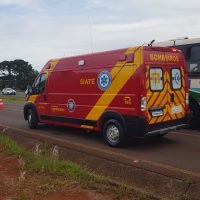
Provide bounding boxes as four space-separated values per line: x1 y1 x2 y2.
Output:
27 109 38 129
103 119 127 147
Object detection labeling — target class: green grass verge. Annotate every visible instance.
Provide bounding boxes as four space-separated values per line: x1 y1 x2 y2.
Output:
0 134 106 185
0 134 157 200
0 96 25 103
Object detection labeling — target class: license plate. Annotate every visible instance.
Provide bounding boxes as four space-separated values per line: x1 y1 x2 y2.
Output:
152 110 163 117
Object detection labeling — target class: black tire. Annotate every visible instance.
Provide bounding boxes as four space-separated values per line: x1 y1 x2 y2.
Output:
189 101 200 129
27 109 38 129
103 119 127 147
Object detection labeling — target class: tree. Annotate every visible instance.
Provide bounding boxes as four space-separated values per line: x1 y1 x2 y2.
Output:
0 60 39 90
0 61 15 87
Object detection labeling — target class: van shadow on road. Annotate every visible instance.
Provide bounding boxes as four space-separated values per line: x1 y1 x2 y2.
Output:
36 123 179 152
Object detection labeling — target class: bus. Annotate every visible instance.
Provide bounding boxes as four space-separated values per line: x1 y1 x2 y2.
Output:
154 37 200 128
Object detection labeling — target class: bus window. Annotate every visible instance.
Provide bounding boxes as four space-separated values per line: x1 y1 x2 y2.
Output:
175 45 187 57
187 45 200 73
191 46 200 61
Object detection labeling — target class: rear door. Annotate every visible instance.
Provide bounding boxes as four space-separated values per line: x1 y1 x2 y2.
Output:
165 61 186 121
145 49 186 124
146 64 169 124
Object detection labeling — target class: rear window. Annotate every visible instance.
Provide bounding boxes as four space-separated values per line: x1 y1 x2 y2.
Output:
171 68 182 90
149 67 164 91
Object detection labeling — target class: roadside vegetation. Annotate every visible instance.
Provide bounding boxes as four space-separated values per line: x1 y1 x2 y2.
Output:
0 131 158 200
0 95 25 103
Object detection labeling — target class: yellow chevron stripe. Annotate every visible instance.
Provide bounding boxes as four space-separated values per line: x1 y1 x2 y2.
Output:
147 65 186 124
110 61 126 79
147 92 160 106
163 113 170 122
149 96 168 124
44 59 59 77
181 67 185 88
146 76 150 92
84 47 143 122
174 91 184 106
165 72 178 120
147 71 168 106
27 95 38 103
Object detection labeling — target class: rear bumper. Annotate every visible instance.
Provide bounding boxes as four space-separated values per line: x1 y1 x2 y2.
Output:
146 123 188 137
123 115 189 138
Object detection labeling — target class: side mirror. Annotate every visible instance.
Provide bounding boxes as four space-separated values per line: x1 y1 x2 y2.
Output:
25 85 33 96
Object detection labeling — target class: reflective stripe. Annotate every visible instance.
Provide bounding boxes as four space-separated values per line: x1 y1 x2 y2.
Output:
84 47 143 122
147 66 186 124
27 95 38 103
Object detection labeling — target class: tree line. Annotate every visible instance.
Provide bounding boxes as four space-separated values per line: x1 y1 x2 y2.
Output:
0 59 39 90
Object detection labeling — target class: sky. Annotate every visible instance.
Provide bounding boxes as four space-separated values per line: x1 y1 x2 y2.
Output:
0 0 200 71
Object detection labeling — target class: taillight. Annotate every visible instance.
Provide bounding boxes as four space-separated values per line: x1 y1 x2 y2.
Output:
141 97 147 111
186 93 189 105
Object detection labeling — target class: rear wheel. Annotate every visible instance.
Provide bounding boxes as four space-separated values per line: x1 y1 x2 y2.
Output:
27 109 38 129
189 101 200 129
103 119 127 147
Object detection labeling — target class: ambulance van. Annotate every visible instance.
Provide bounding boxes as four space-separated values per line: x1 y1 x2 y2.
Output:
24 46 189 147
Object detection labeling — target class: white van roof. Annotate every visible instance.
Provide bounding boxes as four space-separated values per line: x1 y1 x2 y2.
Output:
154 37 200 47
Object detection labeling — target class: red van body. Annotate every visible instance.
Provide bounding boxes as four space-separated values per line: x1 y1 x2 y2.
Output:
24 46 189 147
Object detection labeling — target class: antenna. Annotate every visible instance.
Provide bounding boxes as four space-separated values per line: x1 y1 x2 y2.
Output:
148 39 155 46
88 16 94 54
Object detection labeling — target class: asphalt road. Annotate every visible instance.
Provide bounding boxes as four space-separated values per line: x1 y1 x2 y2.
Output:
0 102 200 174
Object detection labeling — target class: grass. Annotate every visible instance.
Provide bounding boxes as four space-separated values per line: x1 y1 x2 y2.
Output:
0 134 106 186
0 133 158 200
0 96 25 103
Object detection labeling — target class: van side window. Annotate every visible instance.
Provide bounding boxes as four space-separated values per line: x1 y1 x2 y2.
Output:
171 68 182 90
33 73 47 94
150 68 164 91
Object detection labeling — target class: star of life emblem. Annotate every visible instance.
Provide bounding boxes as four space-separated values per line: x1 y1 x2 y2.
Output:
97 71 111 91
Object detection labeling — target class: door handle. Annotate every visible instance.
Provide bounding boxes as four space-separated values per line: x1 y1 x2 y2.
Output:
170 93 174 102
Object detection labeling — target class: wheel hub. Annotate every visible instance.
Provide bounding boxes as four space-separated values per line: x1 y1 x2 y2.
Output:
107 125 119 143
28 114 31 123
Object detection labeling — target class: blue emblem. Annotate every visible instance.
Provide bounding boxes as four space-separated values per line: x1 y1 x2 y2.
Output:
175 72 180 85
97 71 111 91
67 99 75 112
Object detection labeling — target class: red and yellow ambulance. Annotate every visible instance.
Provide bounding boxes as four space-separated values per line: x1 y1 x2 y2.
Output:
24 46 189 147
